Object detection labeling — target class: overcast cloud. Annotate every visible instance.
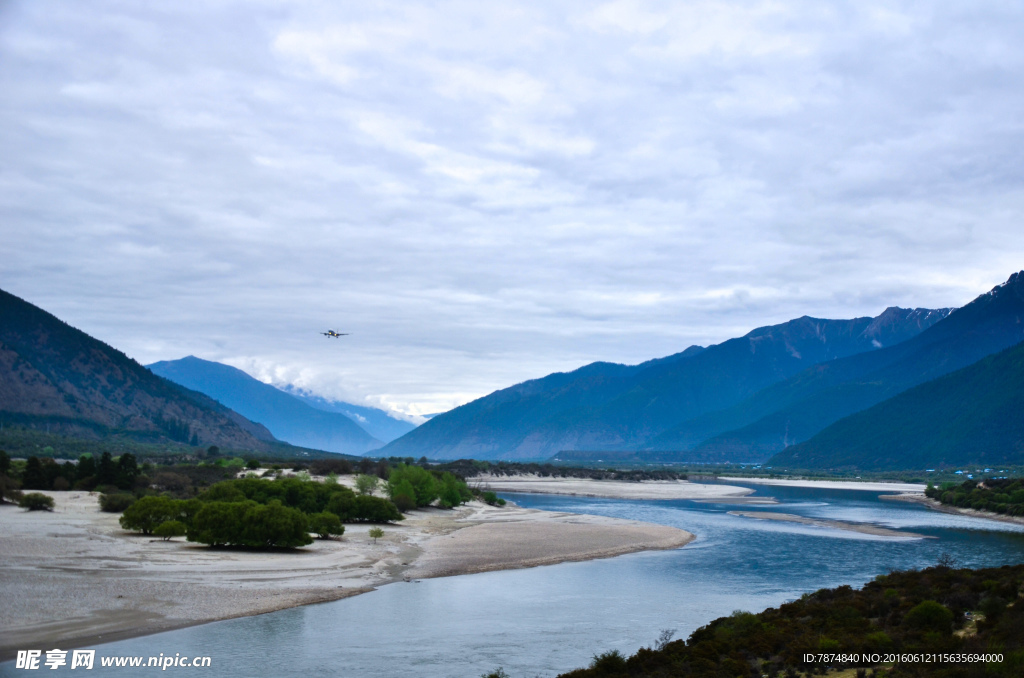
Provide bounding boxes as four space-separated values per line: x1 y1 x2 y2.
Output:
2 0 1023 418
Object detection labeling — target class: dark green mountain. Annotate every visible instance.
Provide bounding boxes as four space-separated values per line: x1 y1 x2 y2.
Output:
0 288 277 453
657 271 1024 462
382 309 946 460
148 356 384 455
771 338 1024 470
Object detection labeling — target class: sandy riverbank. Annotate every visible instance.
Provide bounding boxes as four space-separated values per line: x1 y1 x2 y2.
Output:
727 511 930 538
718 477 926 493
881 492 1024 527
467 474 754 500
0 491 692 659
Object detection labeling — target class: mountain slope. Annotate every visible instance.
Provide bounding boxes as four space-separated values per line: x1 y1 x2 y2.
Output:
382 309 946 460
669 271 1024 462
147 357 383 455
771 339 1024 470
0 288 277 452
278 386 415 443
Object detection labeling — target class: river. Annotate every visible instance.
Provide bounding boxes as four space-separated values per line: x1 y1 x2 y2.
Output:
4 482 1024 677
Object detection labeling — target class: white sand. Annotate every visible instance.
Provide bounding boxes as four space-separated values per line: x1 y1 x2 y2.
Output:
467 474 754 500
718 477 926 493
882 492 1024 527
0 491 692 658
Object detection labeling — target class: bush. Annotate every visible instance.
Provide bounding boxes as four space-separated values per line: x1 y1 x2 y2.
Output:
903 600 954 634
355 474 379 495
189 500 312 548
309 512 345 539
387 464 438 507
481 491 505 506
328 491 403 523
368 527 384 544
20 492 55 511
246 459 261 470
153 520 187 540
99 493 137 513
120 496 185 535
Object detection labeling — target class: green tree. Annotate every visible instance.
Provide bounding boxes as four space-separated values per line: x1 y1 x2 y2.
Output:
368 527 384 544
390 478 417 512
116 453 139 490
96 451 117 487
22 456 48 490
153 520 187 541
388 464 439 507
119 496 183 535
355 474 379 495
0 450 10 477
308 512 345 539
76 454 96 484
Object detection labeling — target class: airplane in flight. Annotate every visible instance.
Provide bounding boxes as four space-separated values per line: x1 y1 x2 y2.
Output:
321 330 349 338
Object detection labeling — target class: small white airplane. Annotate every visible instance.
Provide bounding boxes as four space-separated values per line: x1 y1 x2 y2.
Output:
321 330 349 338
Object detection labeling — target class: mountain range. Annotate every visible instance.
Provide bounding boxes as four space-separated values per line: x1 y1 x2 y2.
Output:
148 356 409 455
380 306 952 460
382 271 1024 469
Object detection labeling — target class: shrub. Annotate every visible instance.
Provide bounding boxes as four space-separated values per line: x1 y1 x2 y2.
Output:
387 464 438 507
19 492 55 511
120 496 185 535
99 493 137 513
189 500 312 548
368 527 384 544
153 520 187 541
903 600 953 634
246 459 261 470
309 512 345 539
355 474 379 495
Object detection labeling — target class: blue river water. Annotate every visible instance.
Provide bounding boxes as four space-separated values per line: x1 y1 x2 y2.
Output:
4 482 1024 678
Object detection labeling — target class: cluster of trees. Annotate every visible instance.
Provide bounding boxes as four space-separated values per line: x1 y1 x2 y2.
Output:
0 450 144 499
119 476 405 548
387 463 471 511
926 479 1024 517
559 563 1024 678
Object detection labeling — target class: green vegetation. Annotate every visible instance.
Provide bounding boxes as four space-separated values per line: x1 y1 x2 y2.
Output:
368 527 384 544
308 512 344 539
19 492 55 511
114 475 403 549
153 520 186 540
386 463 471 510
433 459 687 482
559 563 1024 678
99 493 136 512
926 479 1024 517
355 473 379 495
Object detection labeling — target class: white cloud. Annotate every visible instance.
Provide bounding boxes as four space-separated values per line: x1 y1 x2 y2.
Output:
2 0 1023 415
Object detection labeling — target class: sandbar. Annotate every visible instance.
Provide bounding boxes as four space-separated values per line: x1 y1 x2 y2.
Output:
718 477 926 493
881 492 1024 527
467 474 754 500
0 491 692 659
727 510 930 538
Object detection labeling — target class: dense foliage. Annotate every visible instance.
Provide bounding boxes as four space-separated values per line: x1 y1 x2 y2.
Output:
386 463 472 510
118 476 402 548
926 479 1024 517
559 563 1024 678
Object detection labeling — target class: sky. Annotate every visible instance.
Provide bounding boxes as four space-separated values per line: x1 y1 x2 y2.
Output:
2 1 1023 419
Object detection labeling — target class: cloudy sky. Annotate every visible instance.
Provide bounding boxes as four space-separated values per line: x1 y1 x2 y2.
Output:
2 1 1022 419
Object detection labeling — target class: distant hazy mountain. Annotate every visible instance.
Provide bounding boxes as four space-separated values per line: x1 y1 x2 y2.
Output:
381 308 947 461
771 339 1024 470
662 271 1024 463
148 356 383 455
0 288 277 452
277 386 415 443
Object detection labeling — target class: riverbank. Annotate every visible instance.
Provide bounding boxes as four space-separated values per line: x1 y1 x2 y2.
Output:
881 492 1024 527
0 491 692 660
467 474 754 499
718 477 926 493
